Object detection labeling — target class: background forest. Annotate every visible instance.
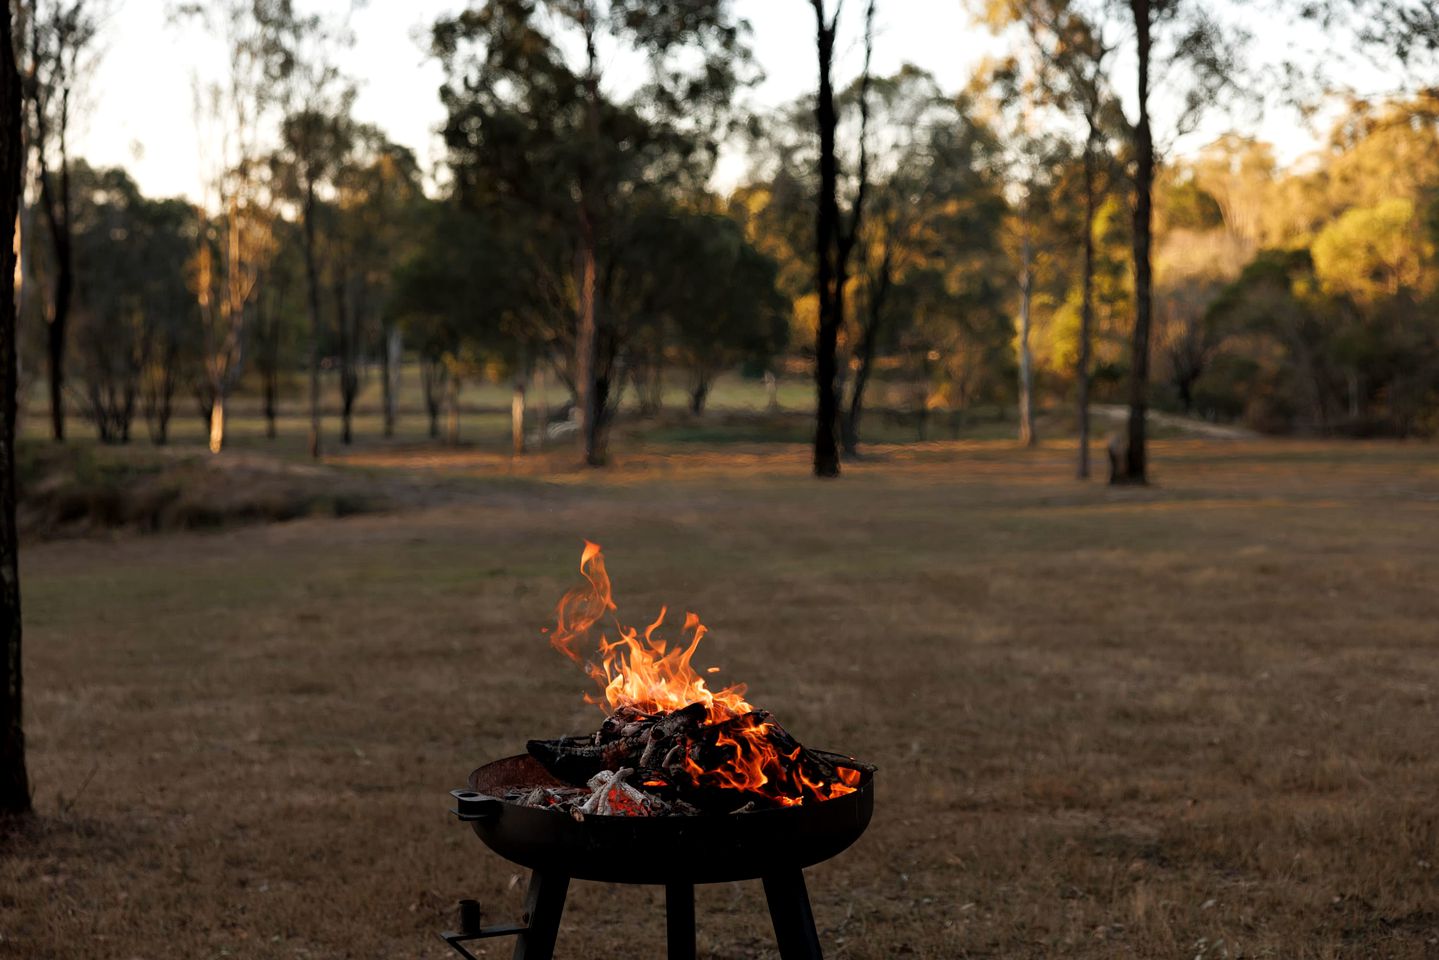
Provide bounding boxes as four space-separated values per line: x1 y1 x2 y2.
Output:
14 0 1439 483
2 4 1439 959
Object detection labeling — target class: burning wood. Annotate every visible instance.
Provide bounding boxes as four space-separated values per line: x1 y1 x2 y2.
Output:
515 542 870 817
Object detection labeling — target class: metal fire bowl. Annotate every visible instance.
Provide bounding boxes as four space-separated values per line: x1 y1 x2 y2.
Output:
456 751 874 885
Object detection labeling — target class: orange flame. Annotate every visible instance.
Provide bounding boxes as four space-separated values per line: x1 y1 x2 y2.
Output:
546 541 857 805
548 541 752 723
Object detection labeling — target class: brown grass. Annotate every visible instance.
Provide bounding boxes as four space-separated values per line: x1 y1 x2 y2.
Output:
2 438 1438 958
17 443 391 537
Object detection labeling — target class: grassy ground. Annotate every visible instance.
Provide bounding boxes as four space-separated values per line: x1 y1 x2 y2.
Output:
1 437 1437 958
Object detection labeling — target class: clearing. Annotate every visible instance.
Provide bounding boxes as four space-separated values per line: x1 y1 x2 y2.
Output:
2 438 1437 959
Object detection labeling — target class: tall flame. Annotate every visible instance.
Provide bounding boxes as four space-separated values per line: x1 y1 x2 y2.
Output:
545 541 857 805
547 541 752 723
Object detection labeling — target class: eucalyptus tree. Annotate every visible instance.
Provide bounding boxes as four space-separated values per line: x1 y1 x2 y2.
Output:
807 0 877 477
0 1 25 818
334 133 423 439
840 69 1007 456
983 55 1070 449
250 215 304 440
137 199 198 446
432 0 751 465
982 0 1122 474
69 165 195 443
390 197 549 445
1113 0 1244 481
1302 1 1439 83
610 207 788 415
178 0 290 453
270 4 357 458
25 0 102 442
984 0 1243 481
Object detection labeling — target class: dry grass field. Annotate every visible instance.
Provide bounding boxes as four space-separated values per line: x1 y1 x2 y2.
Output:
1 438 1437 959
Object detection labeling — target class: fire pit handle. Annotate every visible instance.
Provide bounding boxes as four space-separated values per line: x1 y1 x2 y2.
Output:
450 789 501 821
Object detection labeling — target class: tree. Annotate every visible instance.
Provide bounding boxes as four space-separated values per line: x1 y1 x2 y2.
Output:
433 0 750 466
982 0 1122 474
809 0 877 477
1303 1 1439 84
270 4 356 458
342 135 422 439
250 216 303 440
614 207 788 415
278 107 349 457
331 128 423 444
390 199 537 444
180 0 288 454
70 164 145 442
0 1 29 816
1112 0 1242 482
26 0 100 442
983 55 1073 449
1191 99 1439 436
839 70 1007 455
57 166 196 445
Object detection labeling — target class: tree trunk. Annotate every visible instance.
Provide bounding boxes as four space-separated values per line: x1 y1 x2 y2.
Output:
208 393 225 454
383 325 400 438
1018 231 1036 448
337 276 356 446
512 379 526 455
576 216 601 464
689 377 709 416
151 351 174 446
810 0 874 478
0 2 24 815
303 181 322 460
841 240 892 458
445 373 460 446
811 6 841 478
577 9 605 467
121 383 135 444
264 369 277 439
36 158 70 446
593 368 611 446
194 380 213 433
154 342 177 446
1121 0 1153 485
422 357 443 440
1077 128 1096 480
44 275 67 442
256 290 279 440
536 364 549 450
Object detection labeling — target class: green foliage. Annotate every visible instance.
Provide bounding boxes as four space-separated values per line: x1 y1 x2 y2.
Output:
614 208 788 411
430 0 754 438
1311 198 1427 302
66 164 200 443
1161 174 1224 231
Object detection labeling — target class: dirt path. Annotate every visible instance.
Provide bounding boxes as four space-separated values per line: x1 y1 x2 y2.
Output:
1091 402 1260 440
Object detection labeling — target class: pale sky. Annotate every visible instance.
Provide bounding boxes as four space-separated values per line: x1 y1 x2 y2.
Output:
77 0 1371 205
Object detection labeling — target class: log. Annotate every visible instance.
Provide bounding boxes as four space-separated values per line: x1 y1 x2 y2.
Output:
524 703 867 812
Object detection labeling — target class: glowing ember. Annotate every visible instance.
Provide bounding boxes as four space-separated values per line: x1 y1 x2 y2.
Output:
539 541 860 808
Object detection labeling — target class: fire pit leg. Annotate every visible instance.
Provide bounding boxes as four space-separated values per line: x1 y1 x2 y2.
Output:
762 871 824 960
513 871 569 960
665 883 696 960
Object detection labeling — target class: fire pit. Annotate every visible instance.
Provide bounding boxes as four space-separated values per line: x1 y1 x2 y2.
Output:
442 543 875 960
